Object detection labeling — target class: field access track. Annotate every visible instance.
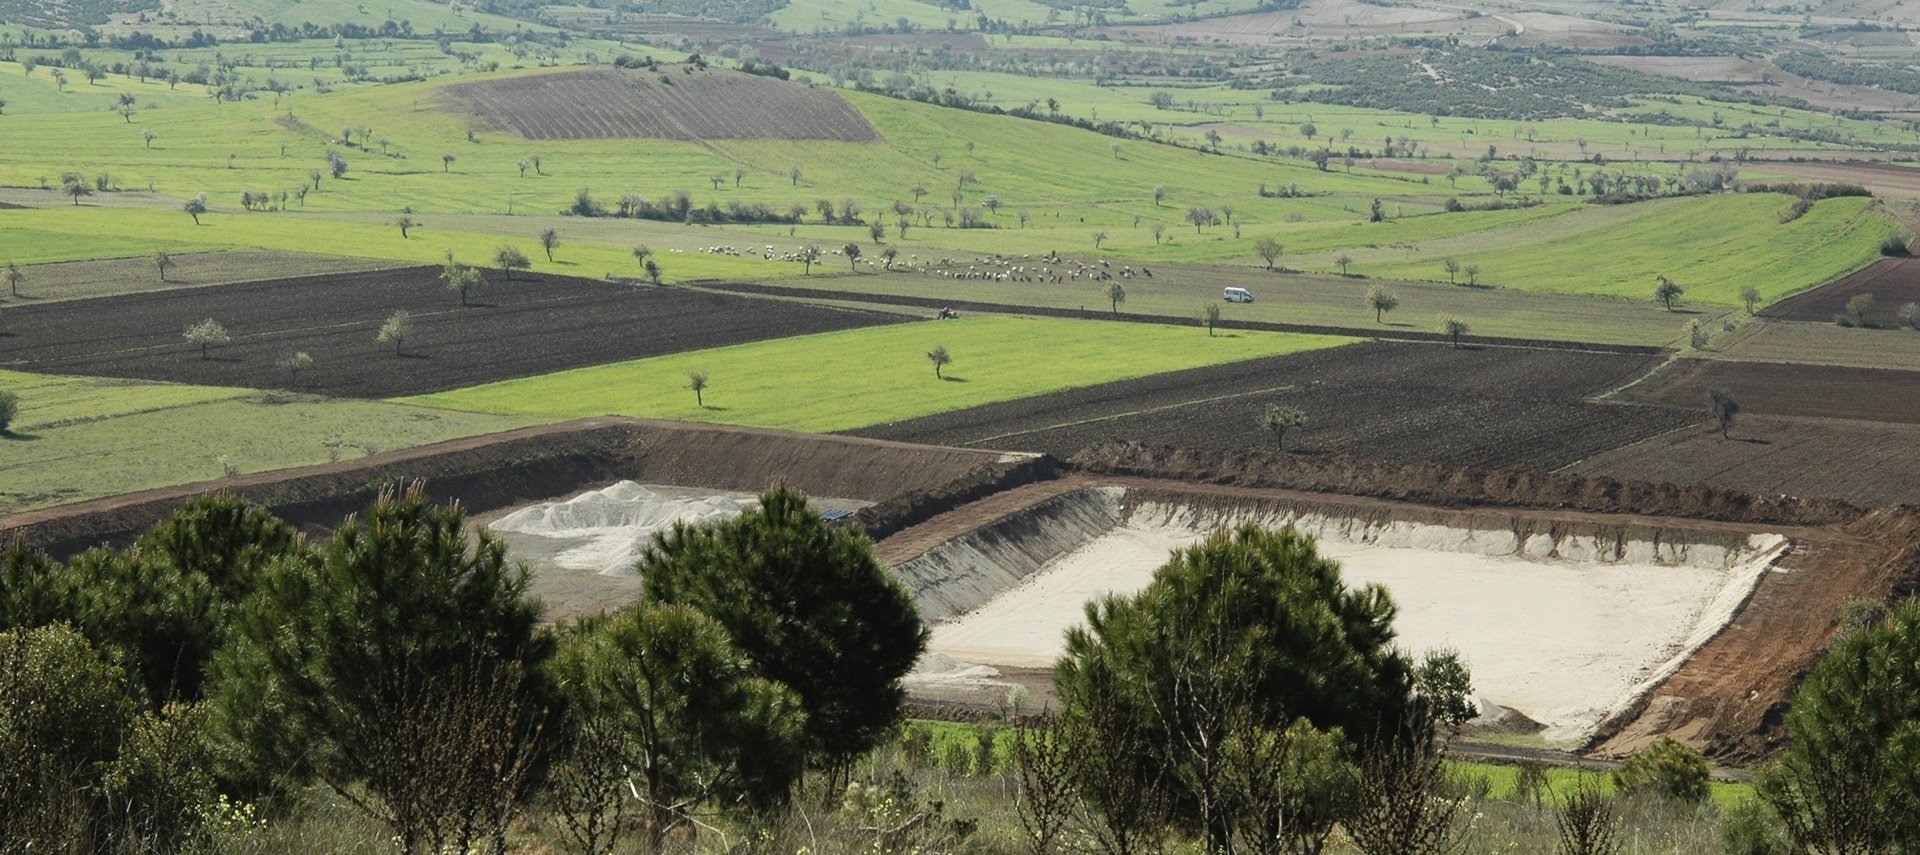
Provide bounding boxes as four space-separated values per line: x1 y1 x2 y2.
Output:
0 267 902 397
849 341 1693 470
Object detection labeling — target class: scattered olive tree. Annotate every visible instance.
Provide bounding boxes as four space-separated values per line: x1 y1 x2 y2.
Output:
1366 284 1399 323
927 344 952 379
686 371 709 407
1257 403 1306 451
377 309 413 356
183 317 230 359
1708 387 1739 439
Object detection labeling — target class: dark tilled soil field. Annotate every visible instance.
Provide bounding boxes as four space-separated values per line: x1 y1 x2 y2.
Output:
0 267 902 397
1609 358 1920 424
849 342 1693 470
1768 257 1920 323
442 67 877 141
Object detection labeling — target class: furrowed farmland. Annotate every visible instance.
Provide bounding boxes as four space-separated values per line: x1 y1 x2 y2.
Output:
9 0 1920 848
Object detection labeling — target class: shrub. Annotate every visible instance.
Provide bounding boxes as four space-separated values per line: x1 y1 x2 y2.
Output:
1613 737 1710 803
1720 798 1791 855
0 389 16 434
1882 234 1911 256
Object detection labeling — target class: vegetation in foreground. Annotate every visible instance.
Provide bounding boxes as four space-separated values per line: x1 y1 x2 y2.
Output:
5 487 1919 853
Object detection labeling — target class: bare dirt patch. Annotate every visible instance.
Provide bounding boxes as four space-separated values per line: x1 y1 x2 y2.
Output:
1609 357 1920 425
442 67 877 141
1768 257 1920 322
0 267 902 397
850 341 1690 470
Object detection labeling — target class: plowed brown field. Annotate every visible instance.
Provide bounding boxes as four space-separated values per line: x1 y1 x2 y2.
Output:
849 342 1691 470
1609 358 1920 424
442 67 877 141
1768 257 1920 323
0 267 901 397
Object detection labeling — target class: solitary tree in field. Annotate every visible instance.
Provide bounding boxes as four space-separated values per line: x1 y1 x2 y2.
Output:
687 371 709 407
1108 281 1126 316
1204 304 1221 337
1848 293 1877 327
277 350 313 386
1336 253 1354 276
184 195 207 225
1708 387 1739 439
441 153 455 173
495 245 531 281
326 151 348 179
927 344 952 379
154 250 174 282
396 216 416 239
1093 231 1109 249
1153 185 1166 207
1439 315 1469 347
61 173 91 205
5 261 23 298
1258 403 1307 451
734 166 746 188
1255 236 1283 270
1464 264 1480 286
644 259 662 286
308 169 323 191
1654 275 1683 311
1151 222 1166 245
443 262 482 306
1443 258 1460 284
538 228 560 262
1366 284 1399 323
142 129 157 148
799 245 820 275
789 166 802 186
377 309 413 356
844 243 862 270
184 317 230 359
1739 284 1762 315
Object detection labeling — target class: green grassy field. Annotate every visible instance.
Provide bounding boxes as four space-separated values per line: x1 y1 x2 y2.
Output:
0 369 532 512
402 316 1355 431
0 60 1890 303
0 250 396 303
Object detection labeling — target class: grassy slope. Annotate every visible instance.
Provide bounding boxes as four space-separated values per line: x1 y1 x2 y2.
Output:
0 370 532 511
0 64 1895 305
402 316 1355 431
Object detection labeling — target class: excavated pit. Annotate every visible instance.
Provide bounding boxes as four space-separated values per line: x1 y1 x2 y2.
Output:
896 487 1789 745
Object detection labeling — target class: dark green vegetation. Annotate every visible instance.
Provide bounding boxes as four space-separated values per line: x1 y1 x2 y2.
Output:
0 486 923 853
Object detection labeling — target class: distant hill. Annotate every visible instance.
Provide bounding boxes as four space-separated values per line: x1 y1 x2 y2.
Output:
0 0 156 28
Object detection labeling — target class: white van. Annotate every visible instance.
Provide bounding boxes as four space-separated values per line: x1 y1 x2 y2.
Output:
1223 287 1254 303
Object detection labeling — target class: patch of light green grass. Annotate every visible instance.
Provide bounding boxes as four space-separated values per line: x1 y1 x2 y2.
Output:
0 369 251 429
402 316 1355 431
0 388 535 511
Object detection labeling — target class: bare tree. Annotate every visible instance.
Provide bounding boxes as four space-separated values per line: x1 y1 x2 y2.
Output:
377 309 413 356
1255 237 1282 270
1464 264 1480 286
183 318 230 359
1443 258 1460 284
154 250 174 282
1093 231 1109 249
686 371 709 407
1151 222 1166 244
3 262 20 298
1739 284 1762 315
1438 316 1469 347
1336 253 1354 276
1203 304 1221 337
799 245 820 275
538 228 559 262
927 344 952 379
789 166 802 186
1187 206 1215 233
1709 387 1739 439
1108 281 1126 315
142 129 157 148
